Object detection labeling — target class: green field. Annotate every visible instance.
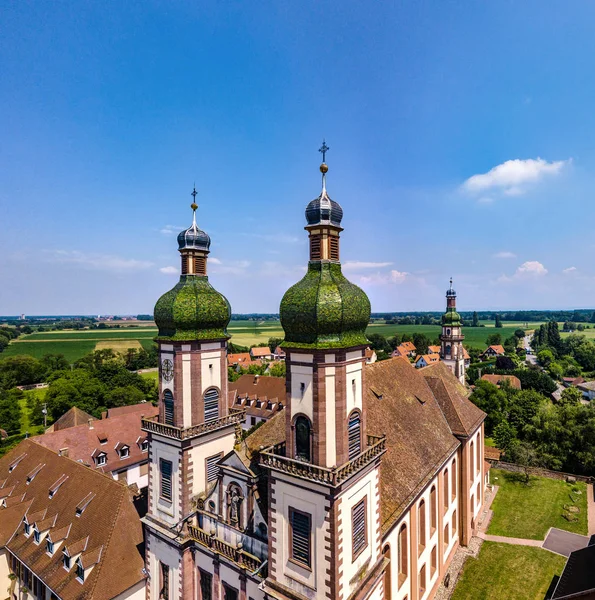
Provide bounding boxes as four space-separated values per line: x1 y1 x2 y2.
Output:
1 319 546 363
20 389 46 436
452 542 565 600
488 469 588 539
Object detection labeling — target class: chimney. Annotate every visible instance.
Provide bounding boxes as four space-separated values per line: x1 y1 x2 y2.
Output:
254 375 260 385
59 448 69 457
88 419 94 429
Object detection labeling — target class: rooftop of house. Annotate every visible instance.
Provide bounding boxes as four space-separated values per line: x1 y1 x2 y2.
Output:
0 439 145 600
103 402 155 419
248 356 485 536
399 341 416 352
563 377 586 386
35 404 159 473
578 381 595 391
484 446 502 461
428 346 441 354
480 374 522 390
228 374 285 418
46 406 94 433
415 354 440 365
250 347 272 357
552 543 595 599
227 353 261 367
482 345 506 355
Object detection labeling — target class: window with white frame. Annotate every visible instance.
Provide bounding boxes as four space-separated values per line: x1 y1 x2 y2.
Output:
119 445 129 459
96 453 107 466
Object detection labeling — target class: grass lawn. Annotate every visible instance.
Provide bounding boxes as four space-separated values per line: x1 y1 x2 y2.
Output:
488 469 588 539
140 371 159 382
2 340 98 362
452 542 566 600
19 389 46 436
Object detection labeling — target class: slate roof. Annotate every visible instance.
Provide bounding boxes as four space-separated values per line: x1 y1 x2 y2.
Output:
48 406 94 432
552 544 595 598
35 406 158 474
0 439 145 600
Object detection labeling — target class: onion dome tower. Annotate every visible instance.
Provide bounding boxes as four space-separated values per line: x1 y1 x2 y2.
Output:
440 278 466 384
154 188 231 341
280 142 371 348
263 144 384 600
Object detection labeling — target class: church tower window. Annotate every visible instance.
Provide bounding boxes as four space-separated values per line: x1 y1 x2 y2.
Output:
348 411 362 459
203 388 219 422
289 507 311 568
294 416 311 462
163 390 174 426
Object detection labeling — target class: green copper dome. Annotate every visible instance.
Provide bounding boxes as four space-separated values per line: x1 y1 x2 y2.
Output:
280 261 371 349
154 275 231 341
442 309 462 326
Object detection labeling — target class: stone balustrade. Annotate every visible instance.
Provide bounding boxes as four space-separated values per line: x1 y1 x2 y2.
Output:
142 411 245 441
260 435 386 487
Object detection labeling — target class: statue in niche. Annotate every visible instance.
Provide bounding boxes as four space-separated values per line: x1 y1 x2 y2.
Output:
226 484 243 529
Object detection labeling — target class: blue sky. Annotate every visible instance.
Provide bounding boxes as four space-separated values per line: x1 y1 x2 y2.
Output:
2 1 595 315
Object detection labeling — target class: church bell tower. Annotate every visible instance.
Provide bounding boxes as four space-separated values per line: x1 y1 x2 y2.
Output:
440 278 466 384
261 143 387 600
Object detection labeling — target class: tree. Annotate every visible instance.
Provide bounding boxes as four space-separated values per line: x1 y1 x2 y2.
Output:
486 333 502 346
547 361 564 380
469 380 508 435
537 348 554 367
268 337 283 353
104 386 146 408
514 329 526 340
508 441 540 484
0 388 23 435
268 362 286 378
367 334 391 354
495 314 503 328
493 421 517 454
559 386 582 406
412 333 430 356
515 369 557 395
591 311 595 324
0 355 45 388
507 389 545 432
472 312 480 327
495 355 516 370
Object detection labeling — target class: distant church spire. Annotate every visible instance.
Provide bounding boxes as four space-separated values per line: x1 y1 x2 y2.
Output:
319 139 329 191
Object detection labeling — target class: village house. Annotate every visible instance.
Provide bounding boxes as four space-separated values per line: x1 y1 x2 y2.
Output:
45 407 94 433
273 346 286 361
479 345 506 360
428 345 441 354
249 346 273 361
227 352 260 368
0 439 145 600
480 374 522 390
414 353 441 368
577 381 595 401
228 374 285 430
35 403 158 490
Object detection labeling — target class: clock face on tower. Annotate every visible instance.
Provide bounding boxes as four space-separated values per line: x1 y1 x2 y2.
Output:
161 359 174 382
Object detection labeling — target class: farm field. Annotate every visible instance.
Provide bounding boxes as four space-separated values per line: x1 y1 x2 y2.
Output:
2 319 550 362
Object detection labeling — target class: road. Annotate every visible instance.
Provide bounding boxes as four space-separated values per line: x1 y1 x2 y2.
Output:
524 335 538 366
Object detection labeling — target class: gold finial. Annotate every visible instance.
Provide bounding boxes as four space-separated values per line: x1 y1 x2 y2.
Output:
191 202 198 211
320 163 328 174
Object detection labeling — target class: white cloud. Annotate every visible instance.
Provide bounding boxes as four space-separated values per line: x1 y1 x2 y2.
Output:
563 266 577 274
343 261 393 271
209 257 222 264
160 225 183 235
515 261 548 277
359 269 409 285
159 266 178 275
462 157 570 198
45 250 154 272
493 251 516 259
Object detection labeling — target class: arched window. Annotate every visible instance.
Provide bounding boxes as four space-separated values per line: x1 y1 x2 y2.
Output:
451 459 457 500
476 438 481 475
443 469 449 510
418 500 426 552
163 390 174 426
348 411 362 459
204 388 220 422
383 544 391 600
443 522 449 549
430 486 437 533
470 441 474 481
445 344 451 355
431 545 437 577
398 524 408 585
452 509 457 535
295 416 311 462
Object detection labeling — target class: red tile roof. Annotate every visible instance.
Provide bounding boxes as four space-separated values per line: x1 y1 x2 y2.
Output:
35 405 158 474
250 347 272 358
480 374 521 390
428 346 441 354
0 439 144 600
48 406 94 432
227 353 261 367
228 375 285 419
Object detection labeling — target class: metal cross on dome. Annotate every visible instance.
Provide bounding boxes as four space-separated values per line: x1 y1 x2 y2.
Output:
191 186 198 201
319 140 329 163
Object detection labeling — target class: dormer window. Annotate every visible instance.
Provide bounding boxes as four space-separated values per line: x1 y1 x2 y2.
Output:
96 453 107 466
46 539 54 555
141 440 149 453
76 559 84 582
34 527 40 544
63 551 71 570
119 446 129 459
23 521 30 536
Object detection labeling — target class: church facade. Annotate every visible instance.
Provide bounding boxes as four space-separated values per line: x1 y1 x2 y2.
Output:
143 152 486 600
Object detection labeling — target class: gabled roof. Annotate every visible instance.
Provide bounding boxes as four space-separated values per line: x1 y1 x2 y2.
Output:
480 374 521 390
415 354 440 366
35 406 158 474
423 362 485 437
48 407 94 433
481 345 505 355
0 439 144 600
553 543 595 599
250 347 272 357
365 358 466 533
428 346 441 354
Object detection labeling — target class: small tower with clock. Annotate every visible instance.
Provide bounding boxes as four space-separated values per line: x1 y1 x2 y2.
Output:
440 278 466 384
143 190 242 600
